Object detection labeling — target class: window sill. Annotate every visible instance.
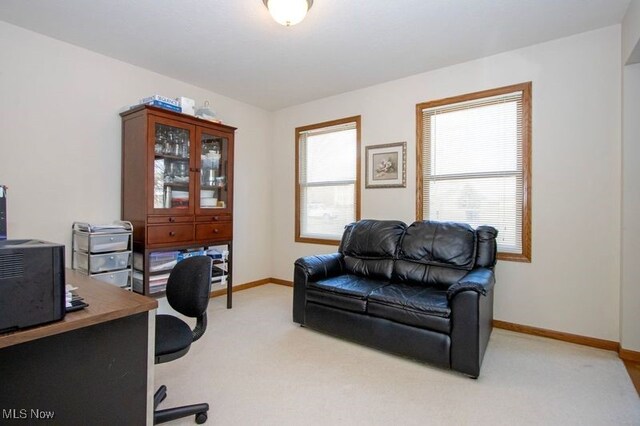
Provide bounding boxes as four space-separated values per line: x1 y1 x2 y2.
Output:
296 236 340 246
497 251 531 263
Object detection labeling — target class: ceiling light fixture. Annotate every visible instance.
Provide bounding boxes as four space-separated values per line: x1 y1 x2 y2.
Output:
263 0 313 27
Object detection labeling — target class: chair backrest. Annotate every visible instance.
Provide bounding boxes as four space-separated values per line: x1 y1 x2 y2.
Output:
166 256 213 318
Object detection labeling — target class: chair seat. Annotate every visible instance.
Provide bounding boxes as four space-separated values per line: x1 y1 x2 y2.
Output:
307 274 389 312
367 284 451 333
155 314 193 359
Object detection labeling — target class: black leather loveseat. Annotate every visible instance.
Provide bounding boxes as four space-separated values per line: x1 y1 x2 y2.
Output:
293 219 498 377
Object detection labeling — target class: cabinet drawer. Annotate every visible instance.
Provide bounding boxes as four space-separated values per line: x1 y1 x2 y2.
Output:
195 223 232 240
196 214 231 223
148 224 194 245
148 215 193 224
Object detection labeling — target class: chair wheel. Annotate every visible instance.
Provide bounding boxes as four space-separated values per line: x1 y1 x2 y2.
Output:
195 412 208 424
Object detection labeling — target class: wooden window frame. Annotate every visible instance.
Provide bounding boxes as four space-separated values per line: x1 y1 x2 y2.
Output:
295 116 362 245
416 82 532 262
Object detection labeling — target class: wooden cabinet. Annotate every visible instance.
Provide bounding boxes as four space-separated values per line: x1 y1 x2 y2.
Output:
121 105 235 305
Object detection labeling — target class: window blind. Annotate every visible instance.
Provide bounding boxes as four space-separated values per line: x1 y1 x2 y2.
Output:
299 122 358 240
422 91 524 254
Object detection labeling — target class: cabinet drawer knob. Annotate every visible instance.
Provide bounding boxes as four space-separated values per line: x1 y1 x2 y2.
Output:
169 231 176 237
213 228 220 234
169 217 176 222
213 216 220 221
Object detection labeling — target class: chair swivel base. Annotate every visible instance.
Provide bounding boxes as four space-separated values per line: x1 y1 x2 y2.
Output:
154 384 209 425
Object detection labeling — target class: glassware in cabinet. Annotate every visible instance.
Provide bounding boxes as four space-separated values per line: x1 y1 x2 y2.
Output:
151 121 194 213
198 131 230 211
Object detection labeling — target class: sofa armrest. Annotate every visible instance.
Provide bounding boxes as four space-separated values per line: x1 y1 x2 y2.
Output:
293 253 344 324
447 268 495 300
294 253 344 282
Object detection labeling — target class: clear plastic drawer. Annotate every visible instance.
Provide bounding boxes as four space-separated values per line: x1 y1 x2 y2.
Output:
74 232 130 253
75 251 131 273
149 251 180 272
91 269 130 287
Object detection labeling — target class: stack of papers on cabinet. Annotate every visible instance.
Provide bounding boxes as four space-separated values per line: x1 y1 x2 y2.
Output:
138 95 181 113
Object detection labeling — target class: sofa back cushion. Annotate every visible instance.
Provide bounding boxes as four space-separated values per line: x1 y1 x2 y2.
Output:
339 220 406 280
394 221 477 287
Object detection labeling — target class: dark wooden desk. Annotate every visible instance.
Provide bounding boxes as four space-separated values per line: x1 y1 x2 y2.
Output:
0 270 158 425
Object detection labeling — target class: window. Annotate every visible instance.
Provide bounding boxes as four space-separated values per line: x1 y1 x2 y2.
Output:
416 83 531 262
296 116 361 244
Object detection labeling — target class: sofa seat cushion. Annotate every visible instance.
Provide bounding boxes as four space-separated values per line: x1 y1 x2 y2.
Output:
307 274 389 313
367 284 451 334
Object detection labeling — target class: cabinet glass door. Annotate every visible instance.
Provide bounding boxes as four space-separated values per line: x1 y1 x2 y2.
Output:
198 132 229 210
152 122 193 212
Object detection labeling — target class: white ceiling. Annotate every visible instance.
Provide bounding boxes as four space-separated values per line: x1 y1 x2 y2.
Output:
0 0 631 110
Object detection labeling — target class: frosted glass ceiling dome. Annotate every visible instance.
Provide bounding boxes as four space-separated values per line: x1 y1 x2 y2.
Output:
263 0 313 26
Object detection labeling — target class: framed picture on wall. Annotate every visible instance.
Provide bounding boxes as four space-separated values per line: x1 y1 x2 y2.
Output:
365 142 407 188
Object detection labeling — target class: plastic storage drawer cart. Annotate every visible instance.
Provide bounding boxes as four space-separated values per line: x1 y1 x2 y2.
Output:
72 221 133 290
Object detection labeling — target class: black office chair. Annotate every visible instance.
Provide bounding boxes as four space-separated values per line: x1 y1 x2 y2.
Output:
154 255 213 425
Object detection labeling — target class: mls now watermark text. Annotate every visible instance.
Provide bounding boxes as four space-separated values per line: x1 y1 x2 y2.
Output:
2 409 55 420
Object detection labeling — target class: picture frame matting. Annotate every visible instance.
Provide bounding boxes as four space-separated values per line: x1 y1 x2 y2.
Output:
365 142 407 188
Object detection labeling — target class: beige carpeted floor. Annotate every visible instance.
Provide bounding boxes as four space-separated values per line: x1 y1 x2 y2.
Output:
156 284 640 425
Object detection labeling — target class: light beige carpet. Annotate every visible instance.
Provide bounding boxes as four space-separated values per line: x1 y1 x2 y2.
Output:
156 284 640 425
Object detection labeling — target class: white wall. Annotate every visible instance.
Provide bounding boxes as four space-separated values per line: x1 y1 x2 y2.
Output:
621 63 640 351
621 0 640 353
0 21 273 287
0 20 627 342
271 26 622 341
